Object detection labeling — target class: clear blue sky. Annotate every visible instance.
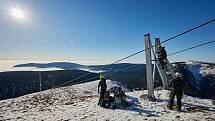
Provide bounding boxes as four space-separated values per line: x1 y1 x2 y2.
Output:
0 0 215 64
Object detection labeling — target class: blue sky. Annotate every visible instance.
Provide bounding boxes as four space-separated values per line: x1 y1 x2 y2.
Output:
0 0 215 64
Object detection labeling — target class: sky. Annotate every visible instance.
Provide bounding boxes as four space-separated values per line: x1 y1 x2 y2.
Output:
0 0 215 64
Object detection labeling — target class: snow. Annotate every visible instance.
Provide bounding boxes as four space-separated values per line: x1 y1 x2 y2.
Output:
200 64 215 76
79 68 105 73
0 80 215 121
186 60 215 77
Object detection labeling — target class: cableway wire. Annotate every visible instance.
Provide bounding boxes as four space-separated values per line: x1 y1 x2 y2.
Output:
64 39 215 87
168 40 215 56
53 19 215 89
68 64 140 86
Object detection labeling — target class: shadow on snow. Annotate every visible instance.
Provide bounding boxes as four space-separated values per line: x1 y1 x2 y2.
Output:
108 96 160 117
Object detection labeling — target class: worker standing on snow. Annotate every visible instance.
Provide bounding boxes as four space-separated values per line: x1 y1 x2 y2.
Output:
157 45 167 69
98 74 107 106
168 72 185 111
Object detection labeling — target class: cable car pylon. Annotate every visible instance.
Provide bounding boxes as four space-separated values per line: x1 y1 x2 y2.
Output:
144 34 175 101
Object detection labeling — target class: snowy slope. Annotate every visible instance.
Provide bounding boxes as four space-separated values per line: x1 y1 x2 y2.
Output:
200 63 215 76
183 61 215 98
0 80 215 121
186 60 215 77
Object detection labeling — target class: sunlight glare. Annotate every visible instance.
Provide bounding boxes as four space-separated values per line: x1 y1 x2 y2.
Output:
10 8 26 21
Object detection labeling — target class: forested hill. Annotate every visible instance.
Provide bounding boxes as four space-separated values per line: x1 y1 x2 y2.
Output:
0 70 98 100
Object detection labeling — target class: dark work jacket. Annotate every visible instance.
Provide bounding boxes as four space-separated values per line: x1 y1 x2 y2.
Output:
98 80 107 93
158 48 167 59
170 77 185 93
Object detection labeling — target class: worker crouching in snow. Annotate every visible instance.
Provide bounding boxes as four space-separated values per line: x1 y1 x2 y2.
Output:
99 86 129 108
168 72 185 111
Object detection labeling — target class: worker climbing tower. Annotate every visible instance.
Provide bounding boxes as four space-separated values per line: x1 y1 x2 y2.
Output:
144 34 175 101
154 38 175 89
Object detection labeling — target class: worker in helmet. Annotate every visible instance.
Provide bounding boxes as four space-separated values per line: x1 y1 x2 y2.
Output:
98 74 108 106
168 72 185 111
157 46 167 69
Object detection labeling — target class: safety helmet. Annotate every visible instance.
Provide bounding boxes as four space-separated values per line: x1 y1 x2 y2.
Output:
175 72 182 78
100 74 105 80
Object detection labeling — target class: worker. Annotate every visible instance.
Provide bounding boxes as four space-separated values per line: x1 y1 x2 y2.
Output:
98 74 108 106
168 72 185 111
157 46 167 69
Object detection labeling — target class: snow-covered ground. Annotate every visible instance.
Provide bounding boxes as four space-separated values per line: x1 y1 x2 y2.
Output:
0 80 214 121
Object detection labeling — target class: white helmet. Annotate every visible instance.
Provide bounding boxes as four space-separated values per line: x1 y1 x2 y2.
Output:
175 72 182 78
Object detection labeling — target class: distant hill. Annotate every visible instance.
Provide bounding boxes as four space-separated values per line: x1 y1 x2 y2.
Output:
180 61 215 99
14 63 152 89
1 61 214 100
14 62 83 70
88 63 154 89
0 70 98 100
87 63 162 89
0 63 152 100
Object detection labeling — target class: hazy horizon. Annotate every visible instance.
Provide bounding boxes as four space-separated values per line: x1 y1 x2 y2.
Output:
0 59 214 72
0 0 215 64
